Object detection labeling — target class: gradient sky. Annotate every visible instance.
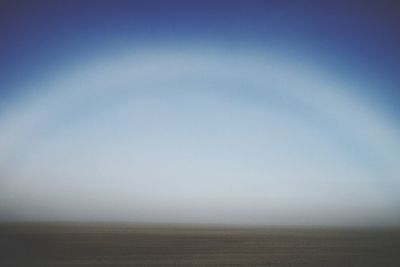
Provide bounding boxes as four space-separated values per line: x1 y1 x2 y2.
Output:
0 0 399 226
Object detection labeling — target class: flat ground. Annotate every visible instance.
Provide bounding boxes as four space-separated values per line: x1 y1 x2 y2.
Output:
0 223 399 266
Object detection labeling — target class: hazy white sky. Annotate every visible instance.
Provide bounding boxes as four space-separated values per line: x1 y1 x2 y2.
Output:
1 46 399 226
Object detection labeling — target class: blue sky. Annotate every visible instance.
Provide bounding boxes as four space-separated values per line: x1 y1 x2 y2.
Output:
0 0 399 226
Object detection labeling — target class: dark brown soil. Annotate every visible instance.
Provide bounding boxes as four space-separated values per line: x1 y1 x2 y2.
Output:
1 223 399 266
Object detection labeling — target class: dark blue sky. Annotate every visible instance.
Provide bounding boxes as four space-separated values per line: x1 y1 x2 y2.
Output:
1 0 399 107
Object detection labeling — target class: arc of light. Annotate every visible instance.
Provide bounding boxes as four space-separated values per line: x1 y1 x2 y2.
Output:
0 46 399 203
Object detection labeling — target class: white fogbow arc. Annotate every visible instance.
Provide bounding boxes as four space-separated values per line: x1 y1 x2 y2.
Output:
0 45 399 225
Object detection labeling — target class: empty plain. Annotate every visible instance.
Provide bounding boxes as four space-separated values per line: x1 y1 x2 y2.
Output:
0 223 399 266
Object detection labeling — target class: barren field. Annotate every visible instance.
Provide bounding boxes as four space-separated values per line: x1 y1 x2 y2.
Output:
0 223 399 266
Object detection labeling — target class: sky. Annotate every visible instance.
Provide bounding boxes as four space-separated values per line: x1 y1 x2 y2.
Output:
0 0 399 227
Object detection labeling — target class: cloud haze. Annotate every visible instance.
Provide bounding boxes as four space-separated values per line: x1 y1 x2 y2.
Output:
0 1 399 227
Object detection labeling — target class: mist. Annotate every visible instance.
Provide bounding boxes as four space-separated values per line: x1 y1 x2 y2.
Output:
1 1 399 228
